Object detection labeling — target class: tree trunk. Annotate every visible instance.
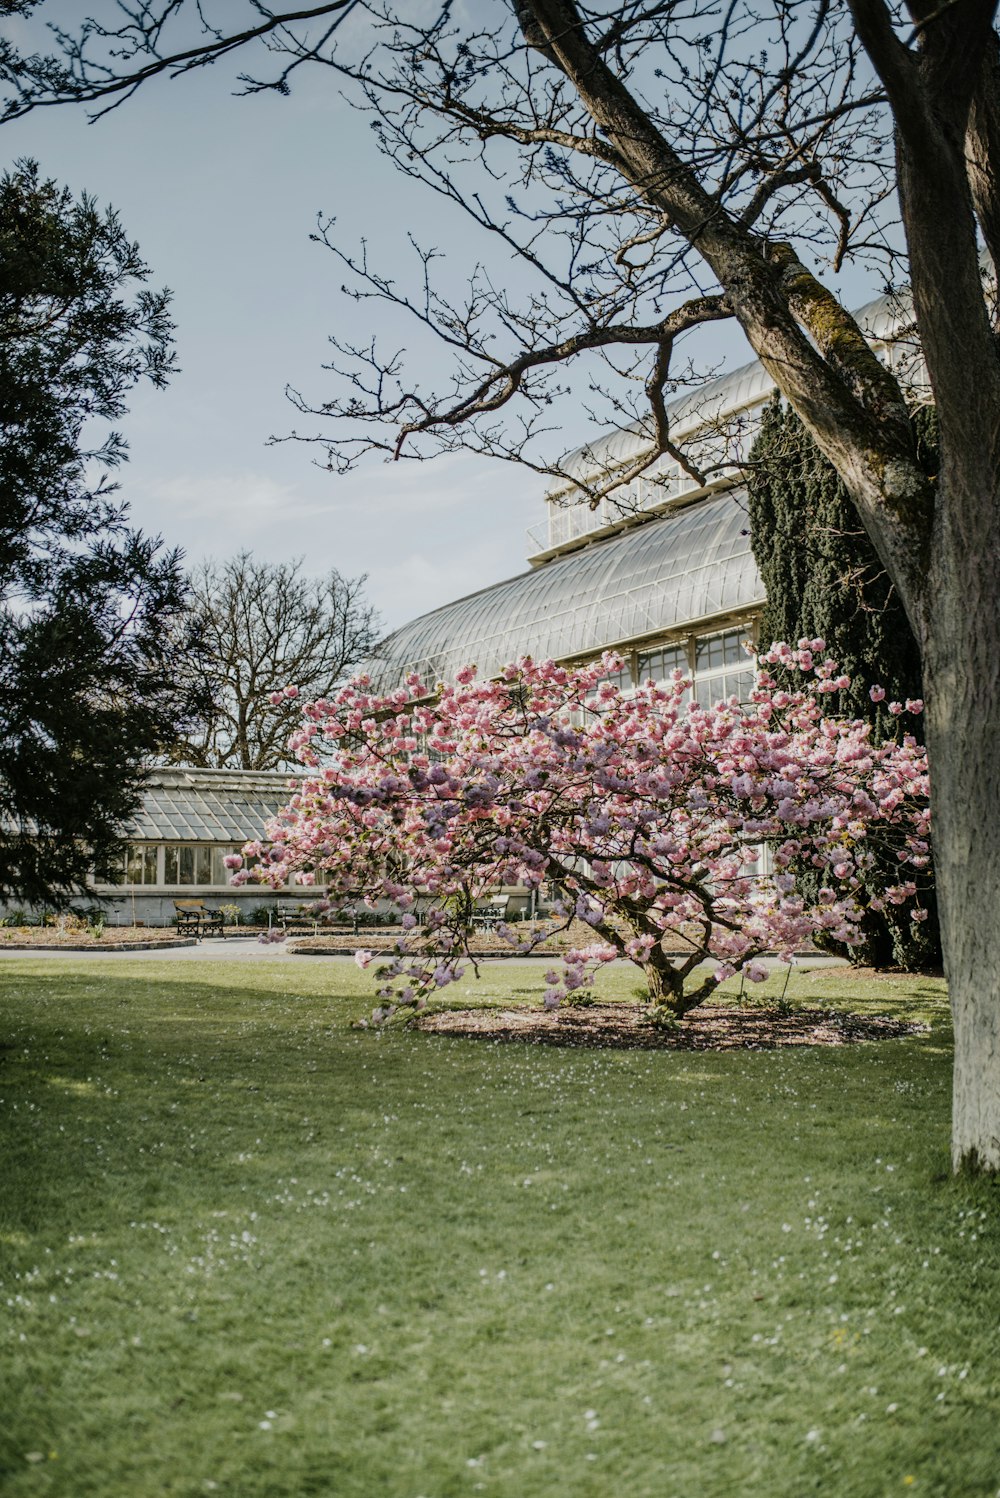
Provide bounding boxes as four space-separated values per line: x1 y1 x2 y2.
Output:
879 42 1000 1170
642 944 715 1020
643 945 684 1016
922 469 1000 1172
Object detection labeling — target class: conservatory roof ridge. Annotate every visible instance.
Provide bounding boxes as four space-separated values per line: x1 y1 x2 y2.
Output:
145 766 297 791
546 283 918 494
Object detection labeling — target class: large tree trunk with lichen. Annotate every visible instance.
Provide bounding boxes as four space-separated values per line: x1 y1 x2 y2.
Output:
885 25 1000 1171
928 668 1000 1173
921 466 1000 1170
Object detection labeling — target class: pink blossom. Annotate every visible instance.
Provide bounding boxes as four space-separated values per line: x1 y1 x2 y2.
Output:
240 642 930 1023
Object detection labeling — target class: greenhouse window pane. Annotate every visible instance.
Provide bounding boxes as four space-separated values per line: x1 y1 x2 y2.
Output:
727 666 756 702
696 635 723 670
126 845 156 884
638 644 687 682
724 631 746 665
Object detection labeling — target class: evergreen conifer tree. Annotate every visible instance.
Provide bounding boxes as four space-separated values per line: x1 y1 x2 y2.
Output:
747 397 941 969
0 160 192 908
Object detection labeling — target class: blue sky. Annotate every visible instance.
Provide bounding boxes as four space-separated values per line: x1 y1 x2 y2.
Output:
1 13 540 632
1 6 885 636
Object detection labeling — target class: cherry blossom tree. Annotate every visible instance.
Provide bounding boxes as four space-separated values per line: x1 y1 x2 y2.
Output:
230 646 929 1023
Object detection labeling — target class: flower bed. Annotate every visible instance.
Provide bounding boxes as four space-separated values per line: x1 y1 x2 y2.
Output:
0 925 196 950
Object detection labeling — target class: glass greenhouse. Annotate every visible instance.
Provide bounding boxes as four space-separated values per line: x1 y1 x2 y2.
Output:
369 488 764 693
89 768 312 927
368 281 926 699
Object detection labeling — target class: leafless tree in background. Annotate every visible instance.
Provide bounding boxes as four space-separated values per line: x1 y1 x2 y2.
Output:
4 0 1000 1169
173 552 380 770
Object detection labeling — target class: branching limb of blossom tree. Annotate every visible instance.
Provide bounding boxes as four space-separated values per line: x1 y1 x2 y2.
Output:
228 647 930 1024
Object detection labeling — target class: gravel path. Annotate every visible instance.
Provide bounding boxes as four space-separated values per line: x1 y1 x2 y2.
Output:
0 936 302 962
0 938 849 970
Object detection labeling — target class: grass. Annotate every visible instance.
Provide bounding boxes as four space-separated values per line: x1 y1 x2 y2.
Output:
1 956 999 1497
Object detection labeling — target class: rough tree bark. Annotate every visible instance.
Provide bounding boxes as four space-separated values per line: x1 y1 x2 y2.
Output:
848 0 1000 1169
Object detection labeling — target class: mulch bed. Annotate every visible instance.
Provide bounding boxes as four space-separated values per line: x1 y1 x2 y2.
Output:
414 1002 926 1050
0 926 197 951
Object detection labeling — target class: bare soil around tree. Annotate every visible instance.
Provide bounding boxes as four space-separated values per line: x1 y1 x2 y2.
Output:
414 1000 926 1050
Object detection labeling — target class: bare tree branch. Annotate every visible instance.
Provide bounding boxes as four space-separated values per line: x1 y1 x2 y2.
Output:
0 2 360 121
172 552 381 769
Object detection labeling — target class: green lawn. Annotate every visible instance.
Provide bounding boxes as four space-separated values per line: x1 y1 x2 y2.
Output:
1 957 998 1497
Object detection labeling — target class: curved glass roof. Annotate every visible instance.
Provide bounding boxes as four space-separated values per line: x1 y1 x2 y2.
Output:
368 489 763 691
126 769 294 842
550 357 775 495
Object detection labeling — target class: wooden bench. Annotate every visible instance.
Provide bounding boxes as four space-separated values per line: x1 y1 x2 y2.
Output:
471 895 515 933
173 900 225 938
279 904 321 934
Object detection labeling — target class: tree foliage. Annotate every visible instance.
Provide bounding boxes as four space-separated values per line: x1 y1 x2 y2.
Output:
235 648 930 1024
749 399 935 738
0 159 190 907
747 397 941 969
172 551 381 771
